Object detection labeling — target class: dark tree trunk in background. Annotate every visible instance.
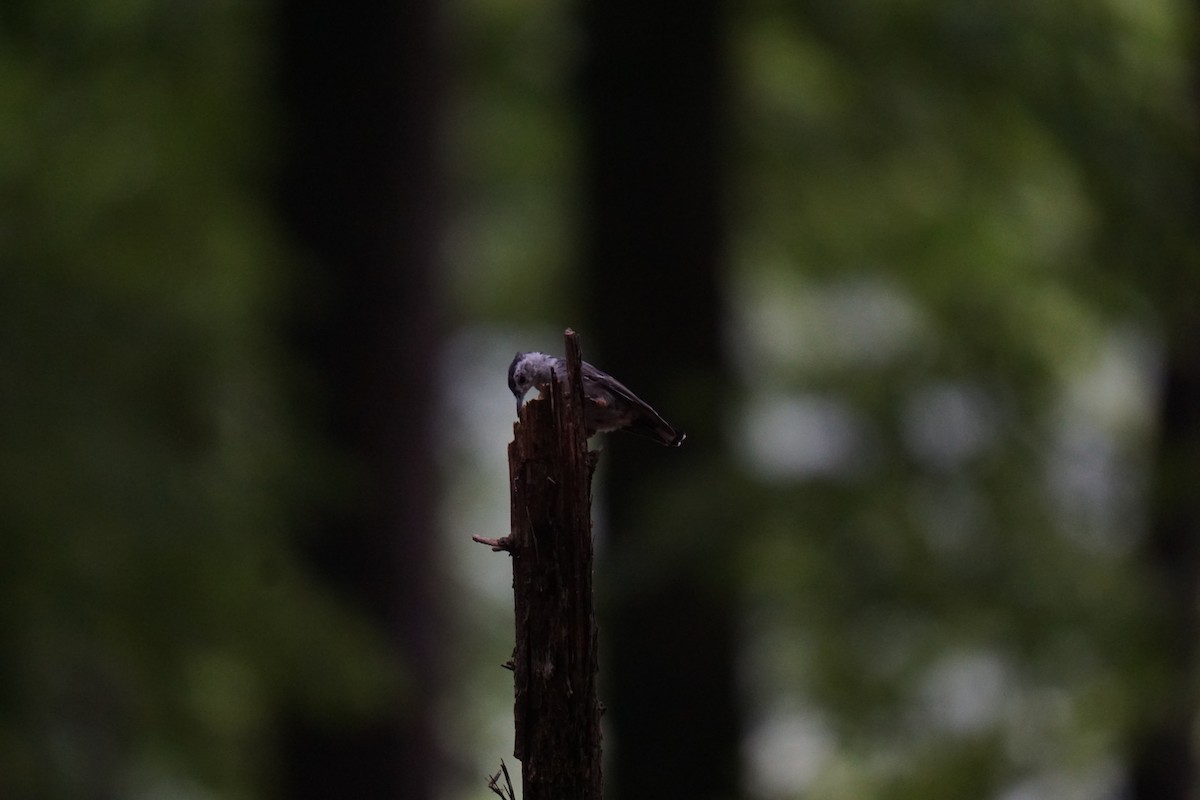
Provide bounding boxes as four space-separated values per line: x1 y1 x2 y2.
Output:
1126 35 1200 800
1129 328 1200 800
578 1 741 798
275 1 445 798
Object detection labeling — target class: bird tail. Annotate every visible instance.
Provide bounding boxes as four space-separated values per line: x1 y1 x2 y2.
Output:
626 415 686 447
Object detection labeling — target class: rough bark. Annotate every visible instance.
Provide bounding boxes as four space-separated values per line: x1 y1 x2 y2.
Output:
481 330 603 800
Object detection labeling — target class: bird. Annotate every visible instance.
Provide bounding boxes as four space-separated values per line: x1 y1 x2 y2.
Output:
508 351 686 447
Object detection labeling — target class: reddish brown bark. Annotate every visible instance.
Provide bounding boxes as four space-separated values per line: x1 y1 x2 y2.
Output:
482 330 603 800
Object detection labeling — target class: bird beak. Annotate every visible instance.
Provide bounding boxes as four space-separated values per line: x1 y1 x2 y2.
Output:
515 396 523 417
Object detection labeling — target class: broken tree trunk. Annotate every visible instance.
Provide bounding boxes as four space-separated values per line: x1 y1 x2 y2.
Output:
478 328 603 800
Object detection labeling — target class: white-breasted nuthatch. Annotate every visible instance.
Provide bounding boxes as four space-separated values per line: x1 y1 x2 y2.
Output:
508 351 686 447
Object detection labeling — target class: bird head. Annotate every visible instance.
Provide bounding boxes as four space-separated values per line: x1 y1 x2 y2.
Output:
507 351 556 415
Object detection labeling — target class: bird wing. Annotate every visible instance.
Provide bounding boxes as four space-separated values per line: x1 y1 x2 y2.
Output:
580 361 652 411
580 360 683 442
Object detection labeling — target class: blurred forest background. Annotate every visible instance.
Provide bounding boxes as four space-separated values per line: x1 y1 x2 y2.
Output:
2 0 1198 798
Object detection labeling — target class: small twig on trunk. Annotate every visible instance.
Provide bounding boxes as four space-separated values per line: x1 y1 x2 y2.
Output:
486 760 516 800
471 534 512 552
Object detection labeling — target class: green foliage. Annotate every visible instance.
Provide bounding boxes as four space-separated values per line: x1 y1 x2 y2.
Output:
446 0 580 323
0 2 393 797
446 0 1198 794
731 0 1197 795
